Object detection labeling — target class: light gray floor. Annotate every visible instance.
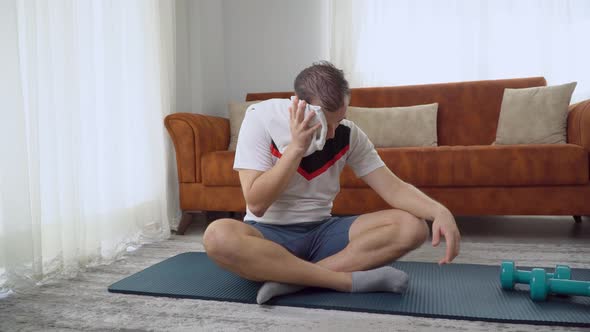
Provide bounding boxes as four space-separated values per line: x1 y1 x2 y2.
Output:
1 215 590 332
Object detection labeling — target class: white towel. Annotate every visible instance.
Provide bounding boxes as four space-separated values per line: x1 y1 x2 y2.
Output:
248 97 327 157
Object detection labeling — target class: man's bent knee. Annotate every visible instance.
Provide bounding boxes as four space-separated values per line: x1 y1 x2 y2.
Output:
406 216 429 249
203 218 242 262
384 210 430 251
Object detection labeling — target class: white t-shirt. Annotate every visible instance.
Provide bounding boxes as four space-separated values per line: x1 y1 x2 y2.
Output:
233 98 385 225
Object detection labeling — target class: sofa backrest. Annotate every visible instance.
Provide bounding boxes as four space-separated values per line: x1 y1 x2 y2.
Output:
246 77 547 146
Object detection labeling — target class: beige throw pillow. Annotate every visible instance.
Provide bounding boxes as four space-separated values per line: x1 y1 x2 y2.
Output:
494 82 577 145
346 103 438 148
228 100 260 151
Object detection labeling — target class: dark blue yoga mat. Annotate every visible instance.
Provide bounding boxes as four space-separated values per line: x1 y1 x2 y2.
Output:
108 252 590 327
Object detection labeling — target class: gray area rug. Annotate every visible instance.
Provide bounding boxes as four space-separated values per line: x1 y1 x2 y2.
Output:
1 215 590 331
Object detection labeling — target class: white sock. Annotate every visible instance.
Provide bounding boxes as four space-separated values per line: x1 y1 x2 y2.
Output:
351 266 409 293
256 282 305 304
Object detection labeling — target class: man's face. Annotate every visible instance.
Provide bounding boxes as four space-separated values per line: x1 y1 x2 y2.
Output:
311 96 349 140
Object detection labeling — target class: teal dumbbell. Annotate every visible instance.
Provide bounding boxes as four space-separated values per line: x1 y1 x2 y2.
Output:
500 261 571 290
530 268 590 301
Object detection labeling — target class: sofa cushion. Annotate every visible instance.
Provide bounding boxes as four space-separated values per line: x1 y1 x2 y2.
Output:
228 101 260 151
340 144 588 187
203 144 588 187
495 82 577 145
346 103 438 147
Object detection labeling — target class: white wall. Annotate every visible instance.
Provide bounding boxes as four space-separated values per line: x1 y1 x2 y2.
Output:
223 0 331 104
174 0 191 114
175 0 227 116
176 0 330 117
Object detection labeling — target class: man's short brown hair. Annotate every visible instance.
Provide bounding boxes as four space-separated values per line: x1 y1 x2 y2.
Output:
294 61 350 112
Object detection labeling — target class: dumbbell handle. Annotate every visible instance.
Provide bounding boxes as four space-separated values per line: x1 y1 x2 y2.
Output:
548 279 590 297
515 270 555 283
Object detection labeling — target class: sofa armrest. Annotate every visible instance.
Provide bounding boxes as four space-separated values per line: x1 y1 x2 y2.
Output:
164 113 230 183
567 99 590 152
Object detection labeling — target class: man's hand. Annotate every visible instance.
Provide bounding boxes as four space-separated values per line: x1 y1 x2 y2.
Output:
431 209 461 265
288 96 322 153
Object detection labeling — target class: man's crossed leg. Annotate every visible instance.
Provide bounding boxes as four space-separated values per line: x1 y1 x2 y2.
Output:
203 209 429 304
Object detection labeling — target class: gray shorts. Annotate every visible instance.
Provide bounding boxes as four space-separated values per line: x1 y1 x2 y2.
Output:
244 215 359 263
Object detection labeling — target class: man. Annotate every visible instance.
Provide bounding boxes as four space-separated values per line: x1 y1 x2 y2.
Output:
204 61 461 304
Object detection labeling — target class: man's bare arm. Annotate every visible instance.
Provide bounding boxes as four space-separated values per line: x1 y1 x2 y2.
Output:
238 145 304 217
362 166 461 264
361 166 446 221
238 97 321 217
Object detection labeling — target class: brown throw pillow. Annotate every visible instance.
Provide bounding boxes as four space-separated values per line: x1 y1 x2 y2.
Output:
346 103 438 147
494 82 577 145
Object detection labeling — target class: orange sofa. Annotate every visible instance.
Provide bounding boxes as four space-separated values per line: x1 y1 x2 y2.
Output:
165 77 590 234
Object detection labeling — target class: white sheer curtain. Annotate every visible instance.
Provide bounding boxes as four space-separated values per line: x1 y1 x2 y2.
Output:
331 0 590 102
0 0 177 295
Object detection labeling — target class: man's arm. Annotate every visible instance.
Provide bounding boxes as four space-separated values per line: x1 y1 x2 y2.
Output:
361 166 461 264
237 97 321 217
361 166 446 221
238 145 304 217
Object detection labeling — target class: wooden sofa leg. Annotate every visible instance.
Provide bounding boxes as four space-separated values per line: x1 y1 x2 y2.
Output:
573 215 582 223
176 212 194 235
